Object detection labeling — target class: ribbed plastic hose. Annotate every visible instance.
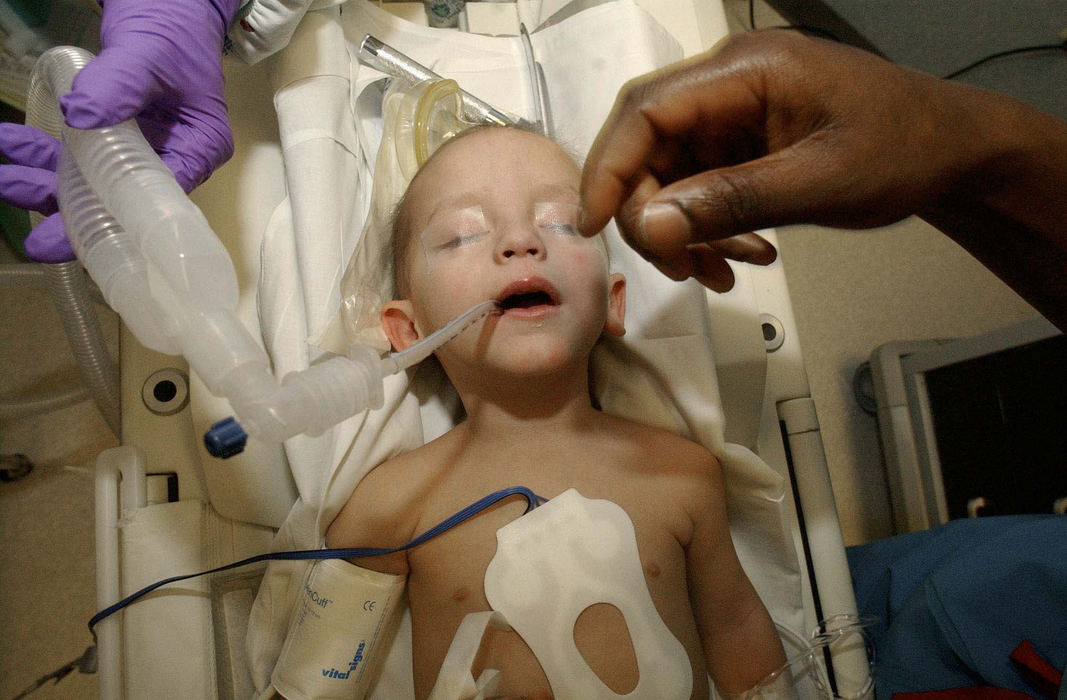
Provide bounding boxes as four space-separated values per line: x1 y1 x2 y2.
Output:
0 264 91 419
23 47 121 437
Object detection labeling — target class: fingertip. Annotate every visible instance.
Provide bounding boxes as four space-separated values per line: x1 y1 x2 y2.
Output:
580 117 655 238
651 260 689 282
649 249 694 282
576 206 606 237
741 231 779 266
578 171 623 237
710 232 779 266
60 92 122 130
694 272 735 293
24 213 75 263
690 246 736 293
750 239 778 266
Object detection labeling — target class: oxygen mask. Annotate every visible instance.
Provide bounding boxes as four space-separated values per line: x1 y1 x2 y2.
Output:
387 77 473 181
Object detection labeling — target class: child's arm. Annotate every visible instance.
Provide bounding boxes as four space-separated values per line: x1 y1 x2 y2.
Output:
325 459 415 576
684 453 786 695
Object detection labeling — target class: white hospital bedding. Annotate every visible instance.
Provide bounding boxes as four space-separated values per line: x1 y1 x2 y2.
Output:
203 1 808 695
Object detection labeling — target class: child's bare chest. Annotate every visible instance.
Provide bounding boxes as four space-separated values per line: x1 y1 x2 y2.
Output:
404 471 701 698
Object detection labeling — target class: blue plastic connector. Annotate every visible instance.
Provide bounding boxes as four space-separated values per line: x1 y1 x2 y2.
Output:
204 417 248 459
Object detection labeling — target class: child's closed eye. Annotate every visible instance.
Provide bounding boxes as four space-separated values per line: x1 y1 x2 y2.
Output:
535 202 581 236
437 231 488 250
540 221 579 235
422 206 490 252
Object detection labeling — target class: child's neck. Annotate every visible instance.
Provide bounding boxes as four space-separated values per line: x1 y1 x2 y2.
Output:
453 365 599 442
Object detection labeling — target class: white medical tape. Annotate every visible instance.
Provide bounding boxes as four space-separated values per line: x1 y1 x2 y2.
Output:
427 610 508 700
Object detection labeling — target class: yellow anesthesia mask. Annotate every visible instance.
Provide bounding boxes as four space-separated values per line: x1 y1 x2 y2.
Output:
387 78 472 181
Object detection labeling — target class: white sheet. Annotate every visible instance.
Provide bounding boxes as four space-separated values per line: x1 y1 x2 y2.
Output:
119 499 275 698
244 2 803 695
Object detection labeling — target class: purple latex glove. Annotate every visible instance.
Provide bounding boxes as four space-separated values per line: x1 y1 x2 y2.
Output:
0 0 240 262
0 123 66 261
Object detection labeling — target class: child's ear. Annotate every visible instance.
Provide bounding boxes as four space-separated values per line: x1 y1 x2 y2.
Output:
604 273 626 337
382 300 423 351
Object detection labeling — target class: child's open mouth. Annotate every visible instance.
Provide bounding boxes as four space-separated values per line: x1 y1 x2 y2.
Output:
497 279 560 318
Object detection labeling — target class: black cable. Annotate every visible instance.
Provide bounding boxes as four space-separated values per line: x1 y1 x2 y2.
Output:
777 24 843 43
746 0 1066 81
745 0 845 43
941 42 1066 80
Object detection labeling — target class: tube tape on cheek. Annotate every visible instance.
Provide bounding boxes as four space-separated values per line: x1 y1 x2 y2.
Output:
483 489 693 699
271 559 405 700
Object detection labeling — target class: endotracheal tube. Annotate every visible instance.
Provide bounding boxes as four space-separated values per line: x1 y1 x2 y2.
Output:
205 300 501 457
30 45 499 458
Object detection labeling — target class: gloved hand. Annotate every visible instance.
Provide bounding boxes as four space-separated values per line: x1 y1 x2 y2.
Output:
0 123 63 261
0 0 241 263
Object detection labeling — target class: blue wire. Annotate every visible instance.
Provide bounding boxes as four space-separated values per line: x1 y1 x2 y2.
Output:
89 485 545 635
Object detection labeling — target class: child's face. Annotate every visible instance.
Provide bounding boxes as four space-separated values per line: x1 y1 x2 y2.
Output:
384 128 625 378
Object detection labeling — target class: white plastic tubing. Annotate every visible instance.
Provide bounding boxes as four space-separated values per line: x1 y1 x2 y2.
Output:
29 46 387 444
29 47 503 447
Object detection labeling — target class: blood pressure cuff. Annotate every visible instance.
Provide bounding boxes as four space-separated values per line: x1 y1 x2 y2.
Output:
846 515 1067 699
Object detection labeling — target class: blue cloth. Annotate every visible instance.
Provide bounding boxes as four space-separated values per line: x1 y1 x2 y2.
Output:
847 515 1067 699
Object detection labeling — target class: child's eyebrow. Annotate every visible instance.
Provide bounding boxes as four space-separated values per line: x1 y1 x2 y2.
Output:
421 182 579 227
424 192 488 224
534 183 580 201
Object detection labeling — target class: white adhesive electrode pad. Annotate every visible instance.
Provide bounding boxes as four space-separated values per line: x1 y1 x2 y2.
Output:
483 489 693 698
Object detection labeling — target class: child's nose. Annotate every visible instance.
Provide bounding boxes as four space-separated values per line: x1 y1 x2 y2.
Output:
496 223 546 260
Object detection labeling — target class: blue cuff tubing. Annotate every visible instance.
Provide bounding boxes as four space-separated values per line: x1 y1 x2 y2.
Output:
89 486 545 636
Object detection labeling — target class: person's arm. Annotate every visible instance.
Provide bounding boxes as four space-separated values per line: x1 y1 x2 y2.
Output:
915 90 1067 330
579 30 1067 330
684 454 786 694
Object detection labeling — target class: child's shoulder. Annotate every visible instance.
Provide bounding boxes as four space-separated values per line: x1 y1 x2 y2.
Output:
591 413 725 530
596 412 722 477
348 434 454 510
326 439 448 553
599 411 715 453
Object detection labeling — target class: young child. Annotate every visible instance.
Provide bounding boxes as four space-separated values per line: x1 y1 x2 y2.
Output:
326 125 786 699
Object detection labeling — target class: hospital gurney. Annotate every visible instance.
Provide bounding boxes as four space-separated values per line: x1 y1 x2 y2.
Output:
92 1 870 697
